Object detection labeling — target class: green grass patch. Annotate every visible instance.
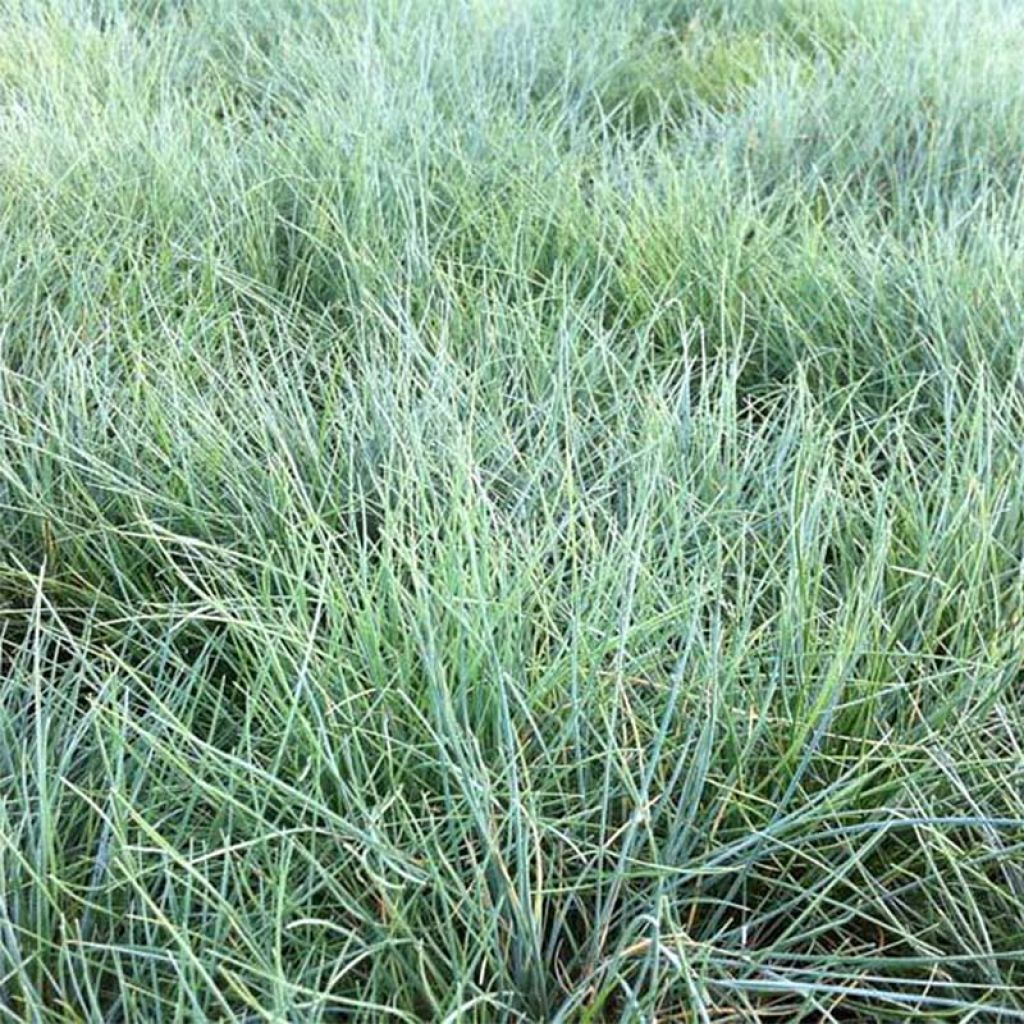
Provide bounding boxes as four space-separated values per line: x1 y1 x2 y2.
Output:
1 0 1023 1020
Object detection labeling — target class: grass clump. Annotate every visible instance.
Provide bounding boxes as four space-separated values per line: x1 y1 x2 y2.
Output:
2 0 1024 1020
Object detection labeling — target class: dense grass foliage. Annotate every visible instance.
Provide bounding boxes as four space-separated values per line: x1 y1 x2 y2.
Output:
2 0 1024 1019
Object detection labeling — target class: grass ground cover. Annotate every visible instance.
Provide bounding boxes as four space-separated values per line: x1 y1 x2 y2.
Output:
1 0 1023 1019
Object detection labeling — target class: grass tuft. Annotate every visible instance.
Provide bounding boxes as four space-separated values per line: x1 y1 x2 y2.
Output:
2 0 1023 1020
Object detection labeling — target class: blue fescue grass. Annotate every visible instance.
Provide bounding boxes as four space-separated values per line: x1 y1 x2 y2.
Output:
1 0 1023 1019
